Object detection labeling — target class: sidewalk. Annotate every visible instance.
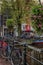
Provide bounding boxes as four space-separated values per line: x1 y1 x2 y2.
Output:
0 58 11 65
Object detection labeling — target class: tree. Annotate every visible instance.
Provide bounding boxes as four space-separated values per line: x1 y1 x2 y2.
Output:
1 0 13 18
6 19 14 35
1 0 26 35
10 0 26 35
31 4 43 35
10 0 33 35
1 0 36 36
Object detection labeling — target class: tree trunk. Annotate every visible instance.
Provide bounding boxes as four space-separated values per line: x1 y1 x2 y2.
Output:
18 22 21 36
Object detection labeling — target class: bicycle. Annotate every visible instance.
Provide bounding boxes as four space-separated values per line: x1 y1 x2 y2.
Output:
10 44 23 65
1 40 23 65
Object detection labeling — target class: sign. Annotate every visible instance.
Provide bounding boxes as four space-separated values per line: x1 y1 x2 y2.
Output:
21 23 31 31
25 25 30 31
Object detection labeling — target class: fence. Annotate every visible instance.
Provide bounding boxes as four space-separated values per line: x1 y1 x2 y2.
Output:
14 41 43 65
1 40 43 65
26 45 43 65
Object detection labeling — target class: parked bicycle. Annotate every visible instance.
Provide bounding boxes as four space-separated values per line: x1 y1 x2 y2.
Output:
1 39 22 65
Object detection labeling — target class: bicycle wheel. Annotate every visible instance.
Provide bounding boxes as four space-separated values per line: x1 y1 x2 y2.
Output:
11 49 22 65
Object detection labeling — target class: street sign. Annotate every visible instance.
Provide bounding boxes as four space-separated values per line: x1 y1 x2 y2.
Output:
21 23 30 31
25 25 30 32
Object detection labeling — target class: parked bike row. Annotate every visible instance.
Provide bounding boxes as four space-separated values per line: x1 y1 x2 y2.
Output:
0 36 24 65
0 36 43 65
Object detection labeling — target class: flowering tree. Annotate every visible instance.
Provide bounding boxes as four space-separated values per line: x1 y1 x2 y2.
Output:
31 5 43 35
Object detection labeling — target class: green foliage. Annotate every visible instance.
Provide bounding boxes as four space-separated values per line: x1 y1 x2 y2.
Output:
31 4 43 34
31 5 42 15
1 0 36 35
1 0 12 18
10 0 27 35
1 0 8 13
6 19 14 29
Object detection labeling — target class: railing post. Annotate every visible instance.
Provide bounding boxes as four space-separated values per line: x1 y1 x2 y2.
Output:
24 44 27 65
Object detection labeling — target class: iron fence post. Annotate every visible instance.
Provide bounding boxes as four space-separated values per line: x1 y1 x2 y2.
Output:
24 44 27 65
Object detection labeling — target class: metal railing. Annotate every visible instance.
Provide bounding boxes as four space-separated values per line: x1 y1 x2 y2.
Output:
26 45 43 65
1 39 43 65
13 41 43 65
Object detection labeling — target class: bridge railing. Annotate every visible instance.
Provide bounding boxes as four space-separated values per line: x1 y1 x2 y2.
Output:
26 45 43 65
14 41 43 65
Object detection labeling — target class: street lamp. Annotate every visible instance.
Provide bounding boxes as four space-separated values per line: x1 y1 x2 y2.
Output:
39 0 43 5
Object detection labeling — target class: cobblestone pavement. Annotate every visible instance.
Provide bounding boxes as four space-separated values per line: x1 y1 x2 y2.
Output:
0 58 12 65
